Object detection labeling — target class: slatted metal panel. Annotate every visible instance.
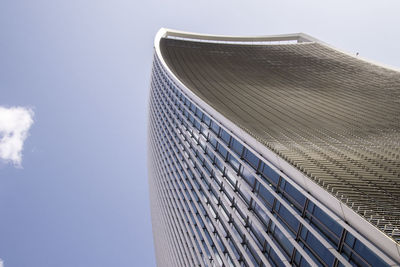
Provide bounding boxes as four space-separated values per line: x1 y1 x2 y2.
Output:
159 38 400 244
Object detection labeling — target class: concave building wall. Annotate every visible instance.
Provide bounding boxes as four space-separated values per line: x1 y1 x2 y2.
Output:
148 29 400 267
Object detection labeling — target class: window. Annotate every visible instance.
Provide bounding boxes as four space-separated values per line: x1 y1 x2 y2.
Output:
306 202 342 247
270 222 294 258
203 114 211 126
219 128 231 145
280 180 305 212
210 121 220 135
230 138 244 157
260 162 280 187
258 185 274 210
195 108 203 120
216 142 228 159
300 227 335 266
243 148 260 170
227 153 240 173
240 165 255 186
275 202 299 234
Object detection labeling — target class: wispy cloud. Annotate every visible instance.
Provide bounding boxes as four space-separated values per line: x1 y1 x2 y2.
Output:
0 106 34 166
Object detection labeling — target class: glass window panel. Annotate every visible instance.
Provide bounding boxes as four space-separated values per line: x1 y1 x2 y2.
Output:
188 113 195 124
227 153 240 173
203 114 211 126
353 240 388 267
209 135 218 149
194 119 201 131
216 142 228 159
225 170 237 187
198 135 207 151
249 222 265 249
210 121 220 135
243 149 260 170
200 125 209 138
219 128 231 145
254 203 270 227
303 230 335 266
300 243 322 267
281 182 305 211
190 102 196 113
238 184 251 205
258 185 274 210
240 165 255 186
260 162 280 187
183 109 189 119
230 138 244 157
214 157 224 173
306 205 342 246
276 204 299 234
344 231 355 247
271 223 294 257
195 108 203 119
268 248 286 267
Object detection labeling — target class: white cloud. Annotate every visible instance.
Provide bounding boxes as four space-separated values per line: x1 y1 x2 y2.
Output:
0 106 34 166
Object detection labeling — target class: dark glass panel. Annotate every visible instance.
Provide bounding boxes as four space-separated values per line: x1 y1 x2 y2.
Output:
237 184 251 205
188 113 195 124
240 165 255 186
230 138 244 157
194 119 201 131
254 202 270 226
306 203 342 247
280 181 305 211
303 230 335 266
214 156 224 174
258 185 274 210
227 153 240 173
210 121 220 135
203 114 211 126
216 142 228 159
271 223 294 257
243 148 260 170
209 135 218 149
260 162 280 187
195 107 203 119
276 203 299 234
225 170 237 187
353 240 389 267
219 128 231 145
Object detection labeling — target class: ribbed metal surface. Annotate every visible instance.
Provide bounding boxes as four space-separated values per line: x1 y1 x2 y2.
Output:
160 38 400 243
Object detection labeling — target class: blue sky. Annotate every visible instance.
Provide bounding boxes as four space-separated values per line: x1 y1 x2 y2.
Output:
0 0 399 266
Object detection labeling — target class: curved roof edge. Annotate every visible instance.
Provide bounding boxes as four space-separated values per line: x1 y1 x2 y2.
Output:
155 28 400 73
153 28 400 264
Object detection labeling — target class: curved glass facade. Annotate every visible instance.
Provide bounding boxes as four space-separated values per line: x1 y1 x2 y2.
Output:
148 50 397 266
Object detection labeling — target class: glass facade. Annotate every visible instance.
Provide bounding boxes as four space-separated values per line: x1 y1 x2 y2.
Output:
148 31 399 266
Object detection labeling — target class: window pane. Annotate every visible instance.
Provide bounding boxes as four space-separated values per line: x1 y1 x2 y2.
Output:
258 185 274 209
281 182 305 211
243 149 259 170
230 138 244 157
203 114 211 126
261 162 280 187
227 154 240 172
210 121 220 135
219 128 231 145
240 165 255 186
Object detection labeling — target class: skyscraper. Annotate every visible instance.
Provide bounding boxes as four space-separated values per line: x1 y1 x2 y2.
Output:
148 28 400 266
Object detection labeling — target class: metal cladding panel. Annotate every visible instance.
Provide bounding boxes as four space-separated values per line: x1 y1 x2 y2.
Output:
159 37 400 246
